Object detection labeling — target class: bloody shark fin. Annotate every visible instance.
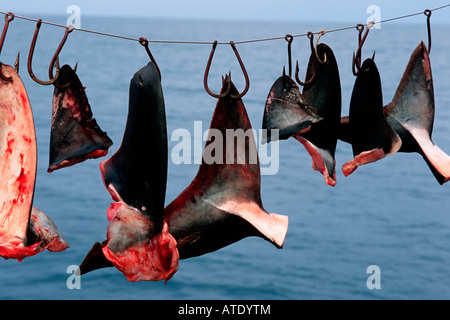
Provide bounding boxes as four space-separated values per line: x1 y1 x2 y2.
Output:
0 64 68 261
165 75 289 259
48 64 113 172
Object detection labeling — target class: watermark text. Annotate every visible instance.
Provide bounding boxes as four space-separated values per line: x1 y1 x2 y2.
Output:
171 121 279 175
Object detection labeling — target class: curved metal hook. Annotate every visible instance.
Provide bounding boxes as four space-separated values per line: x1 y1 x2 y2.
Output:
352 23 371 76
285 34 293 77
139 37 161 81
27 19 61 86
315 30 327 64
229 41 249 99
0 12 15 82
0 13 14 54
295 31 317 87
48 24 74 88
204 40 231 98
204 41 249 99
424 9 432 54
352 24 364 76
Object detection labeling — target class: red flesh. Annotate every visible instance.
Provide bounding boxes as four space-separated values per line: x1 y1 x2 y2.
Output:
342 149 386 177
0 64 68 261
101 186 179 282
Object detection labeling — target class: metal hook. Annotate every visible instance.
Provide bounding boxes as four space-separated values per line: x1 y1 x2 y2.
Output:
352 24 363 76
352 23 371 76
285 34 293 77
204 41 249 99
204 40 231 98
0 13 14 54
229 41 249 99
0 12 15 82
139 37 161 81
295 31 317 87
48 24 74 88
315 30 327 64
27 19 61 86
424 9 432 54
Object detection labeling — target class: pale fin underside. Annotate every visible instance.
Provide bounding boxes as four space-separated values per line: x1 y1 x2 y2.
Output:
204 198 288 248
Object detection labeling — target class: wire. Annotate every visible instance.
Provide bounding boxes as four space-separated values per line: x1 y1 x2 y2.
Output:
1 4 450 46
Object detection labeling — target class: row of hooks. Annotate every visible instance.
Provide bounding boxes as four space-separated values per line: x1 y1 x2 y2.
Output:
353 9 431 77
0 12 161 89
203 8 431 99
0 13 71 86
0 8 435 99
203 9 433 98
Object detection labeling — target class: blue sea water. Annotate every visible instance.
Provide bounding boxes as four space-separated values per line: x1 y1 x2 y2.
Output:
0 14 450 300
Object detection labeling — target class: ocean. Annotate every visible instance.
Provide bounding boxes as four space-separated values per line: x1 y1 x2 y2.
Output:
0 14 450 300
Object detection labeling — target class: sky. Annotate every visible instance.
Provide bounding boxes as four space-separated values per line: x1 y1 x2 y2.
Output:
1 0 450 24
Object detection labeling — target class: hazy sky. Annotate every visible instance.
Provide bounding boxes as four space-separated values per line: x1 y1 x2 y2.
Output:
2 0 450 24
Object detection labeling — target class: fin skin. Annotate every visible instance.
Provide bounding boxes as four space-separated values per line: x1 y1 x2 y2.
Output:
48 65 113 172
297 43 342 186
384 41 450 184
262 74 321 143
262 45 340 186
338 116 351 144
87 62 179 282
165 76 288 259
80 75 289 275
342 58 401 176
100 62 168 229
79 241 112 274
0 64 68 261
339 42 450 184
